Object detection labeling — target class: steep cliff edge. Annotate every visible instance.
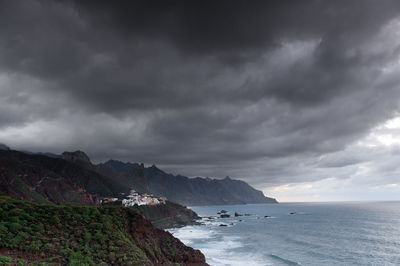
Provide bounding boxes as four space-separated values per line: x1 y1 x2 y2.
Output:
0 196 207 265
129 201 200 229
144 166 278 206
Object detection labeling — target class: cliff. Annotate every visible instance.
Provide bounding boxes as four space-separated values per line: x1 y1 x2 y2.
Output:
144 166 278 206
0 150 203 228
0 149 277 207
0 196 207 265
129 201 200 229
97 159 150 193
97 161 277 206
0 150 127 205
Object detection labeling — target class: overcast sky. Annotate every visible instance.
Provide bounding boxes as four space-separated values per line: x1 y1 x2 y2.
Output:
2 1 400 201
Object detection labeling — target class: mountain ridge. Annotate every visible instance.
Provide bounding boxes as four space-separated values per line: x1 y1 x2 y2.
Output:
0 150 127 205
100 160 278 206
0 147 277 206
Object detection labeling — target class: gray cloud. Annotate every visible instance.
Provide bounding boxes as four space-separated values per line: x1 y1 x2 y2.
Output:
2 0 400 198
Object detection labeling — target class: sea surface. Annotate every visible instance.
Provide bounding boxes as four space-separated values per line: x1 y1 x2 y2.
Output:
168 202 400 266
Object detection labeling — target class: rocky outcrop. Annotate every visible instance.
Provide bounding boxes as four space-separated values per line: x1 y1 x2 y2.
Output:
98 160 150 193
61 150 92 165
129 201 200 229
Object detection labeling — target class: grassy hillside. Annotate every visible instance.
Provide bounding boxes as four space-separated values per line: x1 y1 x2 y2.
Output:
0 196 206 265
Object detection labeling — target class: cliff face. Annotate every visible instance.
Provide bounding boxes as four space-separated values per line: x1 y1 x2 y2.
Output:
96 161 277 206
130 201 200 229
0 196 207 265
0 150 126 205
98 160 150 193
61 150 92 165
0 149 277 207
144 166 278 206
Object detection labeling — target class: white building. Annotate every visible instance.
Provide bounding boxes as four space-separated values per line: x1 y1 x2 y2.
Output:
121 189 165 207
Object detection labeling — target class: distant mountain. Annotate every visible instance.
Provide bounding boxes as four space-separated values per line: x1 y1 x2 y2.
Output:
0 148 277 206
36 152 60 158
96 160 277 206
20 150 60 158
0 150 127 205
143 165 278 206
61 150 91 165
0 143 10 150
98 160 149 193
98 159 141 175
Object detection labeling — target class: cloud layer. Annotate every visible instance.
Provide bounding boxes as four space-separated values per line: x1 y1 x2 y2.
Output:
2 0 400 200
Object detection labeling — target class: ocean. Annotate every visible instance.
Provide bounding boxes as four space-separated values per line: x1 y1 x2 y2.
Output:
168 202 400 266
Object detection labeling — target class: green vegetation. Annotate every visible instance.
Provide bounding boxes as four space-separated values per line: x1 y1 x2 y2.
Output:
0 196 201 265
0 256 25 265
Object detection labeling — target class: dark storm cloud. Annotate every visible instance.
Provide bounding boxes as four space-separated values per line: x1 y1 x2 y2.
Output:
2 0 400 193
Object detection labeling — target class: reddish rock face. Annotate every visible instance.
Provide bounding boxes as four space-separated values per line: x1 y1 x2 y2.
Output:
127 210 208 265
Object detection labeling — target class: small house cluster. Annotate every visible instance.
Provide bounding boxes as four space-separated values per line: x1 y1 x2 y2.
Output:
101 189 167 207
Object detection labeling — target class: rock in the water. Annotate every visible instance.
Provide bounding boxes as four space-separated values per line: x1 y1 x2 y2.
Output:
220 214 230 218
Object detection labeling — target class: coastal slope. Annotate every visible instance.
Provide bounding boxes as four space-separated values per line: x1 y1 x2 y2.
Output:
0 196 207 265
129 201 200 229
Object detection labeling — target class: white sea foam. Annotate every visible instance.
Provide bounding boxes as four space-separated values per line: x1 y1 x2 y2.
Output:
169 225 272 266
168 225 215 245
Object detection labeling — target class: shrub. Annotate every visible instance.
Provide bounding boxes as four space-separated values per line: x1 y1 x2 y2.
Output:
50 215 61 226
43 243 54 252
8 222 22 233
0 223 8 235
68 251 94 266
0 256 12 264
83 232 91 244
28 240 42 252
